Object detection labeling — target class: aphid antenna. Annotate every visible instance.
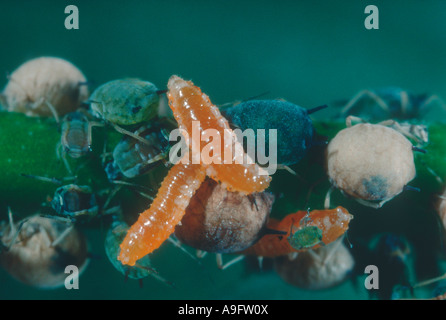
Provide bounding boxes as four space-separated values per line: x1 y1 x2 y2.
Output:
310 139 329 147
412 272 446 290
307 104 328 115
263 228 288 236
216 253 245 270
20 173 63 185
403 185 421 192
134 262 159 275
0 93 6 106
78 80 93 87
156 89 168 95
412 146 427 154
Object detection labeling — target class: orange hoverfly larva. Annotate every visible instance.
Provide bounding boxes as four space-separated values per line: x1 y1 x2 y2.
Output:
119 76 272 266
118 163 206 266
242 207 353 257
167 75 271 194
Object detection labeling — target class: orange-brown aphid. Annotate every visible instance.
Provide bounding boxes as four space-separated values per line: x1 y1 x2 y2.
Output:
167 75 271 194
242 207 353 257
118 163 206 266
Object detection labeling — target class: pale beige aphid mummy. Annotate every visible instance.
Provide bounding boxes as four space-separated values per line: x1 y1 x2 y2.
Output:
1 57 89 121
0 212 89 288
325 116 424 209
274 238 355 290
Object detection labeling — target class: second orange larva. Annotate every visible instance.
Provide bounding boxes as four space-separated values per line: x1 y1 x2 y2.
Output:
118 163 206 266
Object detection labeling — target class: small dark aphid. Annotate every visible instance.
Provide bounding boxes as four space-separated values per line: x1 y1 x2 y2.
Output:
340 87 445 120
104 124 170 181
224 100 326 166
51 184 99 220
368 233 414 300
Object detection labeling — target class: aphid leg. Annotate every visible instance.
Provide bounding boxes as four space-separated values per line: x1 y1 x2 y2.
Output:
87 121 105 148
20 173 63 185
148 271 176 288
412 146 427 154
411 272 446 291
320 237 343 266
403 185 421 193
341 90 390 115
44 100 60 124
324 186 335 209
7 207 16 239
418 94 446 115
247 194 259 211
167 236 200 263
112 180 155 197
345 115 366 128
277 164 298 176
51 223 74 247
110 123 153 146
196 249 207 259
0 93 7 107
4 214 29 250
400 90 410 116
102 185 122 211
216 253 245 270
287 252 299 261
354 198 388 209
56 143 74 175
257 256 264 270
379 120 428 145
307 104 328 115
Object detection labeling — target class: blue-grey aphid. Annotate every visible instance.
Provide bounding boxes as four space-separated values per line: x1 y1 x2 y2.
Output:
225 100 326 166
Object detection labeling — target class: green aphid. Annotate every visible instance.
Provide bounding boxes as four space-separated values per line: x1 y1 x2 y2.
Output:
288 219 324 251
90 79 161 126
105 220 173 287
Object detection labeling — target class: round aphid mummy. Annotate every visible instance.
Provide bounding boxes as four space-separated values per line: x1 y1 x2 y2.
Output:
0 215 89 289
274 240 354 290
1 57 88 118
175 178 275 254
327 122 416 207
89 79 160 126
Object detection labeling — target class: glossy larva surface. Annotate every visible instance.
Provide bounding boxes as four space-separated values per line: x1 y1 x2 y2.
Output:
167 75 271 194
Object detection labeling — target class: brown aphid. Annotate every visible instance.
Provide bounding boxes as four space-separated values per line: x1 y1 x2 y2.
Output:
1 57 88 119
274 240 354 290
175 178 275 254
0 214 89 289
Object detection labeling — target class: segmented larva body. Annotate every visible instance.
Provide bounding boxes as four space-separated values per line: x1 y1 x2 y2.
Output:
118 163 206 266
167 75 271 194
242 207 353 257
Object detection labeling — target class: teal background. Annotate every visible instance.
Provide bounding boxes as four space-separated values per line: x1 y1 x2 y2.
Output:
1 0 446 300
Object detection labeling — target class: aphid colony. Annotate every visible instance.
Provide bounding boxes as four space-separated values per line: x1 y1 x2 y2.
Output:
0 56 443 298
